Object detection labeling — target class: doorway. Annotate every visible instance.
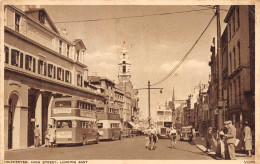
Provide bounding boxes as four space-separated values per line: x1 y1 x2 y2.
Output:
8 93 20 149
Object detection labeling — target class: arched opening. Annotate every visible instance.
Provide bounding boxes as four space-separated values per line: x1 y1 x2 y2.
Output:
8 93 20 149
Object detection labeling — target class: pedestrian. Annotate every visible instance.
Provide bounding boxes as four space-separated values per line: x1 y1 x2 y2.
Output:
168 125 177 148
49 125 56 148
148 123 157 150
216 131 225 159
205 127 213 152
243 121 252 157
44 124 51 147
34 125 40 147
223 120 236 160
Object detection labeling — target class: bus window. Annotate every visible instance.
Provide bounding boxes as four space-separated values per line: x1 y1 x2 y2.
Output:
97 123 103 128
57 120 72 128
55 101 71 107
157 111 164 115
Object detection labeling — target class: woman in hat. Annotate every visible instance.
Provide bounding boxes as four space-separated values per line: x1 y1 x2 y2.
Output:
243 121 252 157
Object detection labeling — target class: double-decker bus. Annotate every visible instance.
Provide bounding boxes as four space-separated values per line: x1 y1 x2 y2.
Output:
156 105 173 138
96 106 121 140
51 97 100 146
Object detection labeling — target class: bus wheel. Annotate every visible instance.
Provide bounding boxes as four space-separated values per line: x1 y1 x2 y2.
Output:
95 135 99 144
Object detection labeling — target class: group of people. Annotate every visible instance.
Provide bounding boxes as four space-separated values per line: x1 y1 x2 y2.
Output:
205 120 253 160
34 124 56 148
144 123 177 150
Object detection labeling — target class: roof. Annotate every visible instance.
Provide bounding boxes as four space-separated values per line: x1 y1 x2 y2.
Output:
73 39 87 50
24 8 59 33
224 6 236 23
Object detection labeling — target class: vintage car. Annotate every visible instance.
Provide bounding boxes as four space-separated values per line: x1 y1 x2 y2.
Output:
180 126 193 142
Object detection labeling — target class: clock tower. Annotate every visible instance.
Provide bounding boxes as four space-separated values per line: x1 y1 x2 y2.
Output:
118 41 131 84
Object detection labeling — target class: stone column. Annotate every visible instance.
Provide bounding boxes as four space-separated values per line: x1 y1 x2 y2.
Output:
35 92 42 145
47 96 54 127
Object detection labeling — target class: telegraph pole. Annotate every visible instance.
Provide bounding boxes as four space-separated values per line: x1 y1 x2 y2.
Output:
135 81 163 127
216 5 224 130
148 81 151 125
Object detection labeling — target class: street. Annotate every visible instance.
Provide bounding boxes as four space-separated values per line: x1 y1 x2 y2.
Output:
5 136 213 160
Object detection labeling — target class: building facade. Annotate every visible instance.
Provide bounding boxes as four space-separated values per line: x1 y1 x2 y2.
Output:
223 5 255 149
4 5 104 150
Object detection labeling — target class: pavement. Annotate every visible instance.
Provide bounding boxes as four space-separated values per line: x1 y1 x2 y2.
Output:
192 136 255 160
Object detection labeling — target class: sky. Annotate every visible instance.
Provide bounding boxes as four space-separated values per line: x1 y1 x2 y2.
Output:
43 5 229 119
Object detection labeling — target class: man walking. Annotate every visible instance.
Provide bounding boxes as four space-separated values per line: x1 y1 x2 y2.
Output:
168 125 177 148
224 120 236 160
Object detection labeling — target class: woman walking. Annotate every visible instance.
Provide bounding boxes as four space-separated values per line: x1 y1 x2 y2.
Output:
243 121 252 157
205 127 213 152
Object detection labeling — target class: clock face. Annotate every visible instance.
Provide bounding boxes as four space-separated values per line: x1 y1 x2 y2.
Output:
38 10 46 24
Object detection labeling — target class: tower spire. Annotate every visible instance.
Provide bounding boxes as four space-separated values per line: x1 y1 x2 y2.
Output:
118 41 131 84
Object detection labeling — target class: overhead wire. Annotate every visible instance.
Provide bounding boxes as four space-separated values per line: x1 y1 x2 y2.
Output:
151 14 216 86
53 8 213 24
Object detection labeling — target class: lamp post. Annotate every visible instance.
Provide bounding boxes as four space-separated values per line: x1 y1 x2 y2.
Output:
136 80 163 126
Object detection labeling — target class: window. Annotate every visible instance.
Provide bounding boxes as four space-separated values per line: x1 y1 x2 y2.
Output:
157 111 164 115
233 47 236 70
11 49 19 66
15 14 20 32
67 45 70 57
230 84 232 106
123 61 126 64
77 50 80 62
65 70 71 83
57 120 72 128
232 16 235 34
25 55 33 71
237 7 240 28
20 53 24 69
48 64 55 78
234 80 237 104
5 46 9 64
229 53 232 73
237 41 240 66
55 101 71 107
228 23 231 40
38 60 45 75
77 74 82 86
123 66 126 73
238 77 241 104
57 67 63 80
59 40 62 54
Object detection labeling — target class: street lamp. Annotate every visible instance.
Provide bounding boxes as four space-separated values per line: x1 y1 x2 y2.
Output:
135 80 163 126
